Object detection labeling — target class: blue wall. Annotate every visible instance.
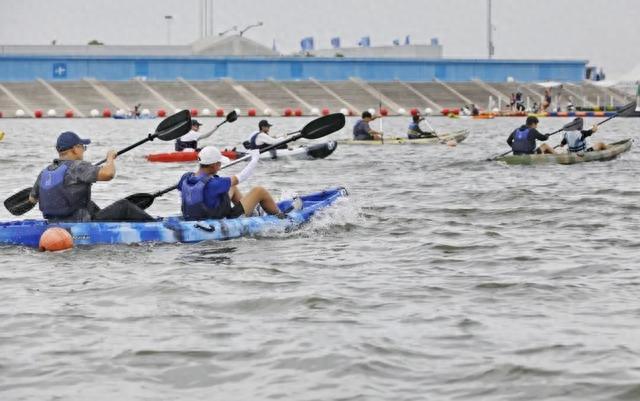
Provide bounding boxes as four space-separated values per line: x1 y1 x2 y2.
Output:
0 55 586 82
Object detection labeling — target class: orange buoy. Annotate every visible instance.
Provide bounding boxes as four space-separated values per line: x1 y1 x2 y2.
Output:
39 227 73 252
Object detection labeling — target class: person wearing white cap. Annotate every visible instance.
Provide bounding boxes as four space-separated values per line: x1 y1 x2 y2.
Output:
178 146 286 220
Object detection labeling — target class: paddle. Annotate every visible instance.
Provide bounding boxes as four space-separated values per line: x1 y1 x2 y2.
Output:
125 113 346 210
197 110 238 141
487 118 584 161
553 100 637 150
4 110 192 216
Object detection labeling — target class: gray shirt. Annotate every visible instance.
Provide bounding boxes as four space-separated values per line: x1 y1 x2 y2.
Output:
31 159 100 221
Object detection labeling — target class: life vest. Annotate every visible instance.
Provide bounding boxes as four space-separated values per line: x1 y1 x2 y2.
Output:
38 161 91 219
243 132 285 150
243 132 266 150
564 131 587 153
353 120 372 140
175 138 198 151
180 173 231 220
511 127 535 154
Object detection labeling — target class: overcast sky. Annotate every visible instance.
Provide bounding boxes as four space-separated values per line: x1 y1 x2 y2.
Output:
0 0 638 79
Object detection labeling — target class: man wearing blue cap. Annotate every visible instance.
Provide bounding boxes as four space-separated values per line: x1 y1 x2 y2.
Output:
28 131 154 222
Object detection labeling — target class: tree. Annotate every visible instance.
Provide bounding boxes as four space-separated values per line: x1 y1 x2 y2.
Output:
87 40 104 45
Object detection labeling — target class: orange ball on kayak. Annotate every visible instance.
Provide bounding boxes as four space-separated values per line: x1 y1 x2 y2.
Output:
39 227 73 252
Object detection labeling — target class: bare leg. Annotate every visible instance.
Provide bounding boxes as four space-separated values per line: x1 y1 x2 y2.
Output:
239 186 281 217
592 142 608 151
539 143 555 154
229 186 243 203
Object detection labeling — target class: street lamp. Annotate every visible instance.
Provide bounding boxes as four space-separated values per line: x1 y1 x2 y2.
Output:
218 25 237 36
239 21 263 36
165 15 173 45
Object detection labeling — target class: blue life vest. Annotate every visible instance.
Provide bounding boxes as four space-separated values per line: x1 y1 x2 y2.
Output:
180 173 213 220
408 122 419 131
243 132 269 150
39 162 90 219
175 138 198 151
353 120 372 140
180 173 232 220
511 127 535 154
564 131 587 153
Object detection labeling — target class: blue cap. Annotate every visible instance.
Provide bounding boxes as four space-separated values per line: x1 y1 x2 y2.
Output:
56 131 91 152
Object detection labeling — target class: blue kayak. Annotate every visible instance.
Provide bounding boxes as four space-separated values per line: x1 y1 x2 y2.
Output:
0 188 347 248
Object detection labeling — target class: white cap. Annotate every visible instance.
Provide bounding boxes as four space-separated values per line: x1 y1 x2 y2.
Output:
198 146 223 165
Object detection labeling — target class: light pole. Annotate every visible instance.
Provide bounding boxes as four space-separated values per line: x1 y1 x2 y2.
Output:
239 21 263 36
165 15 173 45
487 0 494 59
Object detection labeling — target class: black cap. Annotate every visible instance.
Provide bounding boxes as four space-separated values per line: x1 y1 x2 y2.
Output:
362 111 372 119
258 119 272 128
526 116 539 126
192 119 202 126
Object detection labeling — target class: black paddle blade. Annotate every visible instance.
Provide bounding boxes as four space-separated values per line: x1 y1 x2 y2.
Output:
4 187 36 216
226 110 238 123
563 117 584 131
154 110 192 141
616 101 637 117
125 193 155 210
301 113 346 139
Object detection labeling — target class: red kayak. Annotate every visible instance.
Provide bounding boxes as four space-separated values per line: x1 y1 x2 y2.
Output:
146 149 240 163
146 141 335 163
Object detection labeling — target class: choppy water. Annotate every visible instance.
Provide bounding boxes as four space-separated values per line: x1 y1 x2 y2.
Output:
1 115 639 401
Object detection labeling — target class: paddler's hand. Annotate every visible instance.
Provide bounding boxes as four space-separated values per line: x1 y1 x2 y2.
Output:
591 124 598 133
543 134 550 140
106 150 118 161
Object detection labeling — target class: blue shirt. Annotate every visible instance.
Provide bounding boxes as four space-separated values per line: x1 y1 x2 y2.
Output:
178 174 232 209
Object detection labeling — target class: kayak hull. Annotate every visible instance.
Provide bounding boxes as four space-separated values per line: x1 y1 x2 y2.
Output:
146 150 199 162
497 139 632 165
0 188 347 248
146 141 338 162
338 130 469 145
225 140 337 160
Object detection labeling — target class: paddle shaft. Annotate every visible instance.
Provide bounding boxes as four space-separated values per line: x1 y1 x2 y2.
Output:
94 134 156 165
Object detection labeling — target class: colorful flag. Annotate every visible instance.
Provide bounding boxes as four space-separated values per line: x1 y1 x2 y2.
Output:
358 36 370 47
300 37 314 51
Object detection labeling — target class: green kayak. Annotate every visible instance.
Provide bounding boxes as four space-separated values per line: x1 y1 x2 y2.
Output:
497 139 632 165
338 130 469 145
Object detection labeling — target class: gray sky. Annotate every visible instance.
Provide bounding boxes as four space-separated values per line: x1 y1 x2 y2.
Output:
1 0 638 79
